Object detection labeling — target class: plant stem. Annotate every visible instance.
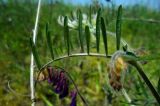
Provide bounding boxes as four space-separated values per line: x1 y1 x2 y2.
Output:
128 61 160 104
123 17 160 24
30 0 41 106
39 53 111 71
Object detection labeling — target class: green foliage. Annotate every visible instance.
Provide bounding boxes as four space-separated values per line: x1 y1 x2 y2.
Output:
46 23 54 60
116 5 122 50
85 25 90 55
30 37 41 70
78 9 84 52
96 8 101 53
64 16 70 56
128 61 160 104
100 17 108 56
1 1 160 106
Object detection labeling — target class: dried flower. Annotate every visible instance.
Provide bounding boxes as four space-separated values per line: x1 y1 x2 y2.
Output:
108 51 127 90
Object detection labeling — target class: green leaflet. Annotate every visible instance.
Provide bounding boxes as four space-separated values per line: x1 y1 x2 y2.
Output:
85 25 90 55
64 16 70 56
30 37 41 70
116 5 122 50
101 17 108 56
96 8 101 53
46 23 54 60
78 9 84 52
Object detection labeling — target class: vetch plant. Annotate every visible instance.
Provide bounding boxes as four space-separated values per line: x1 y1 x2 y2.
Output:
57 10 97 33
36 66 80 106
58 9 97 48
30 3 160 106
45 66 69 99
57 7 132 52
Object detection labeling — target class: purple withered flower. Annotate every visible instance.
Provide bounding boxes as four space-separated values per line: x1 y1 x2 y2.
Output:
70 90 77 106
46 66 69 99
38 66 86 105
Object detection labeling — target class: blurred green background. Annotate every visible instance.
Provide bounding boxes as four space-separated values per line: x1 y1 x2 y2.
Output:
0 0 160 106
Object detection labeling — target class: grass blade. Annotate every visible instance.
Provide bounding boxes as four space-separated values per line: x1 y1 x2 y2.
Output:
116 5 122 50
85 25 90 55
64 16 70 56
30 38 41 70
78 9 84 52
46 23 54 60
101 17 108 56
96 8 101 53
